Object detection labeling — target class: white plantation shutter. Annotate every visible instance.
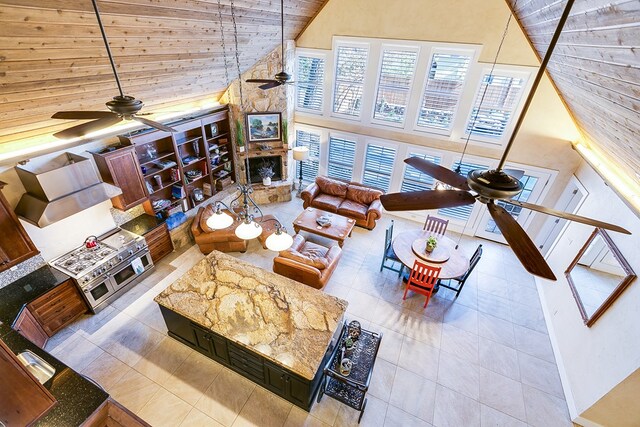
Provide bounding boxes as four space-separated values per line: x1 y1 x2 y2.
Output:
373 48 418 124
333 45 369 117
295 130 320 183
417 53 471 132
328 136 357 181
438 161 488 221
401 153 441 192
362 144 396 191
296 55 324 112
466 73 526 139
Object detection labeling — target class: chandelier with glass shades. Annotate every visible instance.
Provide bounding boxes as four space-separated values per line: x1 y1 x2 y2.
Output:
204 0 293 252
205 187 293 251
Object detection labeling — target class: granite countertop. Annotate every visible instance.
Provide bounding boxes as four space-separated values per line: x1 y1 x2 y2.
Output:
154 251 348 380
120 213 165 236
0 265 109 426
0 265 70 325
0 329 108 426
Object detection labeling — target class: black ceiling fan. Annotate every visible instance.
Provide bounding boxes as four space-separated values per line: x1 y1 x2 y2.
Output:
380 0 631 281
51 0 176 139
246 0 294 90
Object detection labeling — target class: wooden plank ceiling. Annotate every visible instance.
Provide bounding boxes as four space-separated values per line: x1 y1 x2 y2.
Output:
507 0 640 185
0 0 326 145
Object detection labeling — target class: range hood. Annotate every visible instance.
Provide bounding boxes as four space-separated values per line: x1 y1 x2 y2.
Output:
15 153 122 227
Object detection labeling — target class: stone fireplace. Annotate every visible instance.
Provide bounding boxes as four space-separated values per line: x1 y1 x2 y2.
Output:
241 147 292 204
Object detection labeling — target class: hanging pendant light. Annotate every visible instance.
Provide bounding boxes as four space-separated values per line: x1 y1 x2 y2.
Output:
235 219 263 240
206 206 234 229
265 226 294 251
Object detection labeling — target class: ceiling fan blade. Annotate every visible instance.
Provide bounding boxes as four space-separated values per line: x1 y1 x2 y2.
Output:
380 190 476 211
259 81 282 90
246 79 278 84
404 157 470 191
502 199 631 235
503 169 525 180
487 202 556 281
52 111 116 120
132 116 177 133
53 115 123 139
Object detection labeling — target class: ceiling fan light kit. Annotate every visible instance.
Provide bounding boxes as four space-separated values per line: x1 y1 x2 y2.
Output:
51 0 176 139
246 0 294 90
379 0 631 281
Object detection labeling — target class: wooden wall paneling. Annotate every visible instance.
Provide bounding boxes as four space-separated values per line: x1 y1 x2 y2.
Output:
507 0 640 187
0 0 328 148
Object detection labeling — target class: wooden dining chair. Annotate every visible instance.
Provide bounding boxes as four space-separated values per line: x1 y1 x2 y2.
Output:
404 260 441 308
380 220 404 277
438 244 482 297
423 215 449 236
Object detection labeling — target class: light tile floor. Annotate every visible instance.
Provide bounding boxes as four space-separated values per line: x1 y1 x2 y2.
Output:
46 199 573 427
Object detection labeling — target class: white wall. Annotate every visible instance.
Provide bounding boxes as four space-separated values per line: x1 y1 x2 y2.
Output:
540 161 640 425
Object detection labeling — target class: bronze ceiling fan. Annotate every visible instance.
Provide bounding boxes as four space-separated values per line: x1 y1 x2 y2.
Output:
380 0 631 281
51 0 176 139
246 0 294 90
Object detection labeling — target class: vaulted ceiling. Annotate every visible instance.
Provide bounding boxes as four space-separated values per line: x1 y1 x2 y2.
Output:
1 0 639 191
0 0 327 148
507 0 640 187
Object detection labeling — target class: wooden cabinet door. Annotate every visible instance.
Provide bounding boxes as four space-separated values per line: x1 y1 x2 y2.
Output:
93 146 148 210
28 279 88 337
264 362 287 395
192 324 229 365
287 374 311 408
0 182 39 272
14 308 49 348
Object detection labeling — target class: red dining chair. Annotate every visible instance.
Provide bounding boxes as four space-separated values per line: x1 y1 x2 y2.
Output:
404 260 441 308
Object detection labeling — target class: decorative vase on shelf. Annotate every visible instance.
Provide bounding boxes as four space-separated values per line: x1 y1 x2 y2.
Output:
262 177 271 186
426 244 435 253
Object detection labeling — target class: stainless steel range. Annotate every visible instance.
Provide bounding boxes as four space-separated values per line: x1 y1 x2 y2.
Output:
50 228 154 312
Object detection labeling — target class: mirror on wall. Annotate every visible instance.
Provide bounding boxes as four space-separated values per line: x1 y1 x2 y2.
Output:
565 228 636 327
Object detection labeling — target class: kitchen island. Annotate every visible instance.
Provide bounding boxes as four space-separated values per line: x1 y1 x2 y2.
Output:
154 251 348 410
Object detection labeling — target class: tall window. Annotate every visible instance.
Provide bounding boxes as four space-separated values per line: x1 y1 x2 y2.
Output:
466 72 526 140
401 152 441 192
484 174 539 234
438 160 488 221
333 44 369 117
296 54 325 112
417 52 471 132
373 47 418 124
327 136 356 181
362 144 396 191
295 129 320 183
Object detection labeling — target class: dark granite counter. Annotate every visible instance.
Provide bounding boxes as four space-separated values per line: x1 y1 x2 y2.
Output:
120 213 164 237
0 265 70 325
0 266 109 426
0 329 108 426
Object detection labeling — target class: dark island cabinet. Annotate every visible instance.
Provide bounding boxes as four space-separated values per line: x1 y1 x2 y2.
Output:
158 305 326 410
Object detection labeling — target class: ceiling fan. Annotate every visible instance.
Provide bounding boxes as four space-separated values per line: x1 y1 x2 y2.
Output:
380 0 631 281
51 0 176 139
246 0 294 90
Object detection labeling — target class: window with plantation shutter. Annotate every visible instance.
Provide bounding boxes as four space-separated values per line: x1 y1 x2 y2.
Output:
295 129 320 184
465 72 526 140
373 48 418 124
362 144 396 191
417 52 472 132
438 160 488 221
401 153 441 193
296 55 325 112
333 45 369 117
327 136 356 181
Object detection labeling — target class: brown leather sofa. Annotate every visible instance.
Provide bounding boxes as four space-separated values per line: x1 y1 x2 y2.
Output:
301 176 383 230
191 205 247 254
273 234 342 289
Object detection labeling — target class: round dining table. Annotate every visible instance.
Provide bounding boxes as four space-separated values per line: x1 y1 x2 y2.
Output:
392 230 470 280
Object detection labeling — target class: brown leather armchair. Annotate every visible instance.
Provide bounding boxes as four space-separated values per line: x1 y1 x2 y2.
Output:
273 234 342 289
191 205 248 254
301 176 383 230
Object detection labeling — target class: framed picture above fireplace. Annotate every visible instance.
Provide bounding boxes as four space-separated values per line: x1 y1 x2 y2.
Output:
246 112 282 143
